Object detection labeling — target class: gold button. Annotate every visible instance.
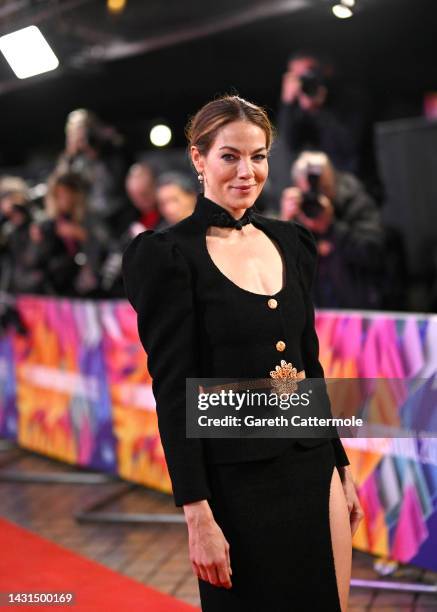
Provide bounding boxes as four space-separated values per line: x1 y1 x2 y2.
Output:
276 340 286 352
267 298 278 309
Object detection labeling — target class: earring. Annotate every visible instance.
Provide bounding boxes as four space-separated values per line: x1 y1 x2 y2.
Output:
197 173 204 183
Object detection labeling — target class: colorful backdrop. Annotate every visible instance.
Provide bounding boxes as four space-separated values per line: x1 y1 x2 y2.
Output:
1 296 437 570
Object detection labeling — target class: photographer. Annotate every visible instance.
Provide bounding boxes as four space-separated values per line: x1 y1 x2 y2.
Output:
0 176 29 242
55 110 139 297
281 151 384 309
0 180 45 295
30 172 89 296
0 178 32 334
55 108 132 235
278 52 360 174
0 173 85 297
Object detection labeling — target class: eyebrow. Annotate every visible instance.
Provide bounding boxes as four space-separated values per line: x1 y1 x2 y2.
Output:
219 146 267 153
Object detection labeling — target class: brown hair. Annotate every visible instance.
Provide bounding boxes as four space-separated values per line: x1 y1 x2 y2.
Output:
185 95 275 157
45 172 87 222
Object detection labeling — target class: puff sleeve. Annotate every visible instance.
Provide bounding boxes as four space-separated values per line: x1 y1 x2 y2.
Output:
122 230 212 506
294 222 350 468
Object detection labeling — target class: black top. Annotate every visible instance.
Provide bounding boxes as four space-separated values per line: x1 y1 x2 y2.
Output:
122 194 349 506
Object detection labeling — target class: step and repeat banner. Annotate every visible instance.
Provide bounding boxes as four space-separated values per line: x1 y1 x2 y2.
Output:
1 295 437 571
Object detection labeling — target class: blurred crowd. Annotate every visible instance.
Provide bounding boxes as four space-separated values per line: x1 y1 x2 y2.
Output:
0 108 198 304
0 51 413 317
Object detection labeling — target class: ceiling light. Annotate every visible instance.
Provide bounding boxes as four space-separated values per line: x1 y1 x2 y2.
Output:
107 0 127 14
0 26 59 79
332 4 353 19
150 124 172 147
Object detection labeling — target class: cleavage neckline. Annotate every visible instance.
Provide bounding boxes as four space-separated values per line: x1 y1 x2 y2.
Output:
203 219 288 299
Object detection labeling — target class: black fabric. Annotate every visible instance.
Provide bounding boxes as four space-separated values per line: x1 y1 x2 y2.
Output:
209 204 255 230
277 101 358 175
122 194 349 507
199 442 341 611
314 171 385 309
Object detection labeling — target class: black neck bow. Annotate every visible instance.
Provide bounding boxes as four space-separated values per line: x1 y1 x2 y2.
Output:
197 195 255 231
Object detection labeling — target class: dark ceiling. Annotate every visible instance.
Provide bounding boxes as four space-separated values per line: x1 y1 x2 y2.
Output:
0 0 436 169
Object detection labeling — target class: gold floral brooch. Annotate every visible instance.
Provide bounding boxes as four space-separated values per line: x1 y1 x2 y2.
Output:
269 360 306 394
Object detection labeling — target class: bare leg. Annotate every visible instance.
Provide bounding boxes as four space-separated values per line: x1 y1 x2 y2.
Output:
329 466 352 612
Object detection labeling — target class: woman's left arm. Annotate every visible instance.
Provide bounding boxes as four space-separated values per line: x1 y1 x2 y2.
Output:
337 465 364 536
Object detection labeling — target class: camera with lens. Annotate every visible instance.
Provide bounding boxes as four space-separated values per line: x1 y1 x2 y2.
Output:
301 163 324 219
299 68 325 98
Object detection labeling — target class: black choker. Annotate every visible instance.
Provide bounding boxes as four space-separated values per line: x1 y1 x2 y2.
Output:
211 209 254 230
194 194 256 231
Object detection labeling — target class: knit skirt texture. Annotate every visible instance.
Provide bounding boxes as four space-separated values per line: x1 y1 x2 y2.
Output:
198 441 342 612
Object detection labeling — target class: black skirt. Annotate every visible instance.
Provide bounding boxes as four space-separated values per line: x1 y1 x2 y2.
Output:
198 441 342 612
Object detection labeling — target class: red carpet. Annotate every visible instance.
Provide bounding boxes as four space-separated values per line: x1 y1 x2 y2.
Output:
0 518 198 611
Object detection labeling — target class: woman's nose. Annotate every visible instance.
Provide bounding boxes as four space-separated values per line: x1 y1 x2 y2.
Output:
237 159 254 178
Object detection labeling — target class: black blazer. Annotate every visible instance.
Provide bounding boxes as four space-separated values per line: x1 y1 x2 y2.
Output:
122 194 349 507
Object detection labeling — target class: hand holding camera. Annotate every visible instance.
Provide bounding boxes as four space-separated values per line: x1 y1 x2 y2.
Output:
281 186 334 235
281 161 334 236
281 64 327 110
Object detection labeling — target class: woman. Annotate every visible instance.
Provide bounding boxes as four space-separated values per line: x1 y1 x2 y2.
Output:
122 95 363 611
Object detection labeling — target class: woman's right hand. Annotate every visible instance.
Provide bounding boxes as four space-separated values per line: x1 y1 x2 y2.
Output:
184 501 232 589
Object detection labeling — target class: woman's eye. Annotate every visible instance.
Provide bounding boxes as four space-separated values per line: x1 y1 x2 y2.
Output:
221 153 266 161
